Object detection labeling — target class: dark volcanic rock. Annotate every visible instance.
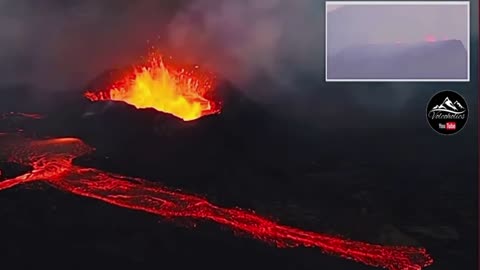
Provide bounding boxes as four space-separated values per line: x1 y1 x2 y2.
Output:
23 73 313 207
0 182 366 270
0 162 32 181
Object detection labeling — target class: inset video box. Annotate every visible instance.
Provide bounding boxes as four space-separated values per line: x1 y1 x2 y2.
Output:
325 1 470 82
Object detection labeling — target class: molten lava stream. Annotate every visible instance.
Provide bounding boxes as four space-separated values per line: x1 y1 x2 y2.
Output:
84 53 220 121
1 112 45 120
0 134 433 270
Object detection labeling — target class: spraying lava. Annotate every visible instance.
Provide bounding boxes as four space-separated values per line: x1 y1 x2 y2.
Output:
0 132 433 270
84 53 221 121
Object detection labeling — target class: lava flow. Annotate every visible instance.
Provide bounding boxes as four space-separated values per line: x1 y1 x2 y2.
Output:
1 112 45 120
84 53 220 121
0 134 433 270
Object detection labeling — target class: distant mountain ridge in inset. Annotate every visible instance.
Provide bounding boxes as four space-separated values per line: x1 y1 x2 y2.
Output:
327 39 468 80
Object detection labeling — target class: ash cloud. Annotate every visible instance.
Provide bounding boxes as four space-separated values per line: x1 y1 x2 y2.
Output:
164 0 325 92
0 0 188 91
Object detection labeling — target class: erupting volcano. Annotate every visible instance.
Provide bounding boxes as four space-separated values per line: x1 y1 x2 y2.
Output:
84 53 221 121
0 129 433 270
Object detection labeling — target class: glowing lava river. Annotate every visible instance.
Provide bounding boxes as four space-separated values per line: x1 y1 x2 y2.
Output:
0 132 434 270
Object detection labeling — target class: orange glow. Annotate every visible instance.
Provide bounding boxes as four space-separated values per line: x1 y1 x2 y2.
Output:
424 35 437 43
85 53 220 121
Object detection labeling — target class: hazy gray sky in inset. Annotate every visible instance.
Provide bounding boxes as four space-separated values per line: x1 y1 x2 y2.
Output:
326 2 469 55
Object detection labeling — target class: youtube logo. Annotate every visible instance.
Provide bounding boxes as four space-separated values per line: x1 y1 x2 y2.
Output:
446 122 456 130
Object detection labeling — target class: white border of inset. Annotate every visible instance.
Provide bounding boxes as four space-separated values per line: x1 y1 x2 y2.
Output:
325 1 470 82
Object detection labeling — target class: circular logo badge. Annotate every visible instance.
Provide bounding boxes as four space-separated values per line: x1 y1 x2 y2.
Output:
426 90 468 135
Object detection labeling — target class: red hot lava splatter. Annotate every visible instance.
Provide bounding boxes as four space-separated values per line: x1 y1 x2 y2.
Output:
84 53 220 121
0 134 433 270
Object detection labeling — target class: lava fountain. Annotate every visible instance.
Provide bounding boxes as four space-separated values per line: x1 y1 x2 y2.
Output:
84 53 221 121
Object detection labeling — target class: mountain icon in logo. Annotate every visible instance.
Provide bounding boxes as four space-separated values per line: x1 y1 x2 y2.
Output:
431 97 466 114
453 100 465 110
